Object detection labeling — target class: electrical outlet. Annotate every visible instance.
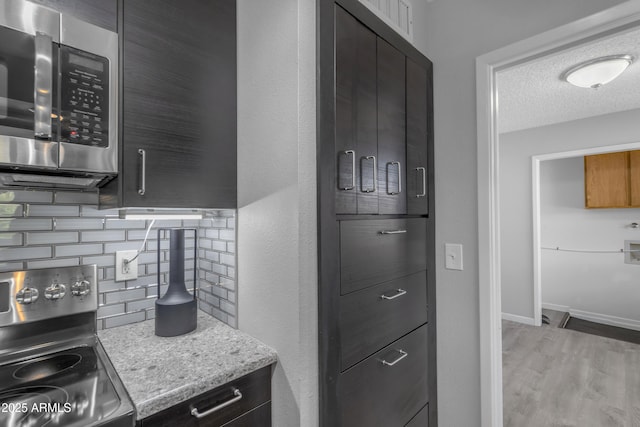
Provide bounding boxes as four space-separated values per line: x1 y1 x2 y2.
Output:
115 250 138 282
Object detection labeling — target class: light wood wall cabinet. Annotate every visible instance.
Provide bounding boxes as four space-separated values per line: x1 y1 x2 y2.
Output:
584 150 640 208
319 1 436 426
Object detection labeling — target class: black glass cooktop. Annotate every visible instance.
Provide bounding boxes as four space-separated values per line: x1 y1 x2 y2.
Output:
0 346 122 427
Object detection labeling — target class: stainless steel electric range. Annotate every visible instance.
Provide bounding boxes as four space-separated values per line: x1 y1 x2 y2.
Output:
0 265 135 427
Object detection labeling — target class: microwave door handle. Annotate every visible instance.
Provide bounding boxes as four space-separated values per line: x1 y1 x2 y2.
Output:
34 32 53 140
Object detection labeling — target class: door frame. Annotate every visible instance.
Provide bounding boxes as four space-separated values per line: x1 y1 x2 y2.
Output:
476 3 640 426
531 141 640 331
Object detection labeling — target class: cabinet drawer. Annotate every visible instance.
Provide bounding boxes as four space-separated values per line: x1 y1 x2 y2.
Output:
340 219 427 294
338 325 428 427
139 365 271 427
221 402 270 427
340 271 427 369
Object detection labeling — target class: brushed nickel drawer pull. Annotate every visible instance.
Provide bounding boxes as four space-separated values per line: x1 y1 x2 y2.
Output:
380 288 407 300
416 167 426 197
381 349 408 367
339 150 356 190
379 230 407 235
190 388 243 419
138 148 146 195
361 155 377 193
386 161 402 195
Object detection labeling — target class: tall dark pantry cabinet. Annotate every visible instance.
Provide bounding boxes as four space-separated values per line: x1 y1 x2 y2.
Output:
318 1 436 426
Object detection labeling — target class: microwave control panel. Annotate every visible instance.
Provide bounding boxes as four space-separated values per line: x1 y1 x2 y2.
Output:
60 46 109 148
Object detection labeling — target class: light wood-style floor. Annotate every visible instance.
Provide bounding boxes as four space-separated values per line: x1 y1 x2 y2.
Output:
502 311 640 427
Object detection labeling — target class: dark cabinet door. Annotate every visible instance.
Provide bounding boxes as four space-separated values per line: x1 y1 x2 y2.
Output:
335 7 378 215
139 366 271 427
406 58 430 215
118 0 236 208
377 38 406 215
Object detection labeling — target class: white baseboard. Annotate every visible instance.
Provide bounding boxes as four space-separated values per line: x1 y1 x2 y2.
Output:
541 302 570 313
542 302 640 332
570 309 640 332
502 313 536 325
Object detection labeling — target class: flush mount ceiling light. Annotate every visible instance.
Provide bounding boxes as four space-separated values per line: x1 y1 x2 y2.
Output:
561 54 634 89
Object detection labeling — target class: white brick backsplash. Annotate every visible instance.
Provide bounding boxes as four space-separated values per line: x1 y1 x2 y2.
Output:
54 191 99 205
0 232 23 246
0 189 52 203
104 311 145 329
55 218 103 230
220 253 235 267
0 191 237 329
98 303 125 318
126 297 156 312
82 255 116 267
0 204 23 217
81 230 126 242
0 262 25 271
55 243 103 257
105 288 146 304
27 231 78 245
3 246 52 261
27 204 80 217
0 218 52 231
219 229 235 241
27 258 80 270
105 219 147 229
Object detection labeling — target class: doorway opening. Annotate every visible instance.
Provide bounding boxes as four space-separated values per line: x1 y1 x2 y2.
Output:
476 3 640 426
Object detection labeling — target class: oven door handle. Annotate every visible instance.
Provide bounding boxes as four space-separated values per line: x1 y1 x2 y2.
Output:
34 32 53 140
190 388 243 419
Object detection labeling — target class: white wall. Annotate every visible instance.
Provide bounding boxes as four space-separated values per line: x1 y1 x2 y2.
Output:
236 1 317 426
540 156 640 328
417 1 627 425
500 108 640 322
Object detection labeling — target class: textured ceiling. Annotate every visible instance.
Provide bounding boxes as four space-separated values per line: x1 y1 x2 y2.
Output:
497 26 640 134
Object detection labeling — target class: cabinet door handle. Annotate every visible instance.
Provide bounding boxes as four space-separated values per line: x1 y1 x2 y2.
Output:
416 167 426 198
379 229 407 235
339 150 356 190
380 288 407 300
138 148 146 195
190 388 243 419
386 161 402 195
380 349 408 367
34 32 53 139
361 155 377 193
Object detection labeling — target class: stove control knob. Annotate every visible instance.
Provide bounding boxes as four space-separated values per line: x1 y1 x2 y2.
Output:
71 280 91 297
44 283 66 300
16 287 39 304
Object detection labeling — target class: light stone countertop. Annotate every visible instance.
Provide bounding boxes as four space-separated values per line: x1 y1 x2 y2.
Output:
98 311 277 420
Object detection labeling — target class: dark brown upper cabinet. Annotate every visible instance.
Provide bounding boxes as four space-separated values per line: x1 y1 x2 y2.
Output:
335 7 431 216
100 0 236 209
406 57 430 215
336 8 407 215
335 7 379 215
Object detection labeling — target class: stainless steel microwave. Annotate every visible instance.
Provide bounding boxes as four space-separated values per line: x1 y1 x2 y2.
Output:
0 0 117 189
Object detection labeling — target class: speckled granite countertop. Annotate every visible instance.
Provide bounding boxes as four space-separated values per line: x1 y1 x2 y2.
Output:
98 311 277 420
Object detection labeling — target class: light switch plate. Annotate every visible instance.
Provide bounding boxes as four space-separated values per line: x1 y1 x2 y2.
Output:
445 243 463 270
115 250 138 282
